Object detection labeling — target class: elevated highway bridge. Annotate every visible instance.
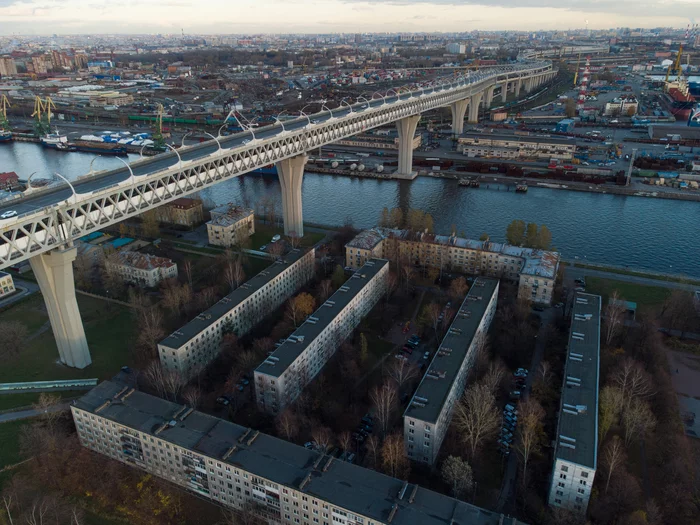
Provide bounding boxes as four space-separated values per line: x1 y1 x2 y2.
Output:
0 60 555 369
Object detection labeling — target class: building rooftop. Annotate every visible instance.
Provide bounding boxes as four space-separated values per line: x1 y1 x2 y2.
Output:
404 278 499 424
350 228 559 280
0 270 10 278
208 204 254 228
460 132 575 146
256 259 388 378
110 251 175 271
167 197 202 210
159 248 311 351
554 292 601 470
73 380 524 525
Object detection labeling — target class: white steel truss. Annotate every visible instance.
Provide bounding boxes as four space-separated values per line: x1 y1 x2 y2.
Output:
0 62 554 269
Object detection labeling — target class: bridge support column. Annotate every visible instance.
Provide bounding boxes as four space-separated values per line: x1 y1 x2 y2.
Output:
30 246 91 369
394 115 421 180
276 154 307 237
525 78 533 93
501 83 508 103
449 99 469 135
516 78 523 97
485 86 496 108
468 93 483 123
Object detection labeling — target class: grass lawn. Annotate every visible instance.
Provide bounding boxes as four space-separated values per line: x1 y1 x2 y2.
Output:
585 277 672 314
0 420 26 470
0 294 136 385
252 222 325 249
569 262 700 286
0 391 85 412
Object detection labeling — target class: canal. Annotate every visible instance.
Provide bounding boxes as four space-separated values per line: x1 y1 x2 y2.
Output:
2 142 699 277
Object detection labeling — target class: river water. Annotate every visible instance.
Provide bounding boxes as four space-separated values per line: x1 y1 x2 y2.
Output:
2 142 699 277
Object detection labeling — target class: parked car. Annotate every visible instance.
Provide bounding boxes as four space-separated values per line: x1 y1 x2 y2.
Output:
509 390 522 400
271 234 281 243
304 441 317 450
505 403 518 413
423 351 431 360
514 368 528 378
216 396 230 406
395 354 408 361
402 346 413 355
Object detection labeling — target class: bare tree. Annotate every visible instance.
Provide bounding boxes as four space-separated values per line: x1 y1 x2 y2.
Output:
423 302 442 335
183 386 202 409
318 279 332 302
482 360 507 395
365 435 380 468
0 321 28 359
312 426 333 454
453 383 500 459
197 286 217 310
381 433 410 479
370 381 398 438
233 258 246 288
144 361 185 401
338 431 352 455
401 264 414 292
287 232 301 248
385 271 399 303
136 307 165 359
515 399 545 484
611 358 655 408
604 291 627 346
448 277 469 300
268 242 285 259
32 393 64 431
440 455 474 499
276 410 299 441
224 261 238 291
598 385 625 443
237 350 260 372
622 397 656 447
387 358 419 390
602 436 626 493
183 258 193 288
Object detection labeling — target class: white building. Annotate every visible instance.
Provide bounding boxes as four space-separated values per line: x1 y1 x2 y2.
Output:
159 248 315 380
0 271 15 298
446 43 466 54
403 278 499 465
255 259 389 414
105 251 177 288
346 228 559 305
458 133 576 161
548 293 601 514
72 380 526 525
207 204 255 248
604 95 638 116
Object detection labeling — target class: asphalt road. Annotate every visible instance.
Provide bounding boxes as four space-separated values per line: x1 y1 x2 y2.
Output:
0 403 68 423
565 266 697 292
0 65 543 220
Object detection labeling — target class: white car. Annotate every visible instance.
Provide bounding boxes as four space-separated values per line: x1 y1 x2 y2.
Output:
241 139 251 145
0 210 17 219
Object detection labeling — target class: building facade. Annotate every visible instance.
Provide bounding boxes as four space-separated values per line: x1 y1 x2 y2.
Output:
604 95 638 116
0 57 17 77
105 251 178 288
72 380 524 525
207 205 255 248
548 293 601 515
154 198 204 228
458 134 576 161
0 271 15 298
346 228 558 305
255 259 389 415
403 278 499 465
159 249 315 379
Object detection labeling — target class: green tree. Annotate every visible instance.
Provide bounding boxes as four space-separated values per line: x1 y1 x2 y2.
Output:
536 224 552 249
424 213 434 234
360 333 369 364
141 210 160 239
389 208 404 228
505 219 526 246
479 233 489 241
407 209 425 232
525 222 538 248
332 265 346 289
379 207 390 228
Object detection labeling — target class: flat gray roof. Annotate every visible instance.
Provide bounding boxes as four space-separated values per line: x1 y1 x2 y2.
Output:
404 278 499 424
255 259 388 378
159 248 311 350
73 381 524 525
554 292 601 470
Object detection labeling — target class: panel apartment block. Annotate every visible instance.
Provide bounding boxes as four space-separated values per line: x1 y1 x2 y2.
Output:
255 259 389 415
71 380 525 525
158 248 315 380
403 278 499 465
548 292 601 515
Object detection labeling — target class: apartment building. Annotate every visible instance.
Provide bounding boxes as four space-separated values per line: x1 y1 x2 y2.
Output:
458 133 576 161
207 204 255 248
0 57 17 77
548 293 601 515
154 197 204 228
0 271 15 298
403 278 499 465
346 228 558 305
604 95 638 116
159 249 314 379
72 380 525 525
105 251 177 288
255 259 389 414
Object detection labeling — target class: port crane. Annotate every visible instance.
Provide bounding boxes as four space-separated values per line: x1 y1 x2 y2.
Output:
664 44 684 86
31 96 56 136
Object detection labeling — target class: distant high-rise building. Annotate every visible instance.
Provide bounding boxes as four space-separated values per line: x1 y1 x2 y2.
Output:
31 56 48 75
446 43 466 54
0 56 17 77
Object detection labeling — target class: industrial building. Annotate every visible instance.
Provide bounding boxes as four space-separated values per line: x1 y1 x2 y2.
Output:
206 204 255 248
154 198 204 228
255 259 389 414
604 95 638 116
403 278 499 465
458 133 576 161
548 293 601 515
71 380 525 525
158 248 314 380
345 228 558 305
105 251 178 288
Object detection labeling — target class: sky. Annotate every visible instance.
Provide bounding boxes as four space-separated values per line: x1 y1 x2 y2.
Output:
1 0 700 35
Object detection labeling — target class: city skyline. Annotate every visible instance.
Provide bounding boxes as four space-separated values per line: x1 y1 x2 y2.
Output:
0 0 699 35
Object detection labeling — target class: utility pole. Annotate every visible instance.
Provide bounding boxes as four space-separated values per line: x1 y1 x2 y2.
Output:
626 148 637 186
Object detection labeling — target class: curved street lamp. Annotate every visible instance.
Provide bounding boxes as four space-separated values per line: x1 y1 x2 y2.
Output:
115 156 135 183
88 156 101 176
321 104 335 120
371 92 387 106
356 95 371 109
25 172 37 193
53 171 77 203
298 109 312 128
202 131 222 152
180 131 193 148
275 110 290 133
164 143 183 169
339 98 354 114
